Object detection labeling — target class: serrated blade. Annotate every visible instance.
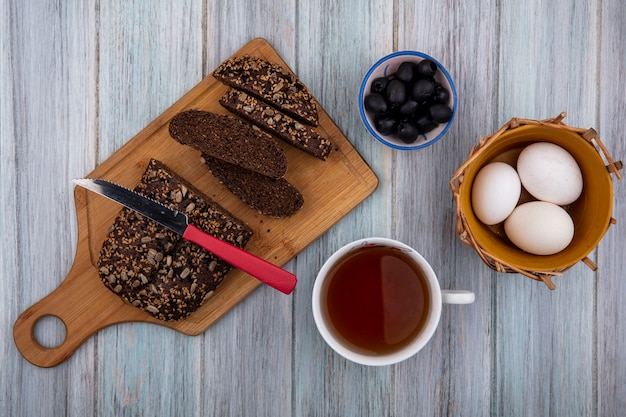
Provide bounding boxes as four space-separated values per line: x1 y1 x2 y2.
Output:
72 178 189 235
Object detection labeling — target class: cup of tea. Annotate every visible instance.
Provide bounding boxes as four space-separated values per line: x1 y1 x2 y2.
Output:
312 237 474 366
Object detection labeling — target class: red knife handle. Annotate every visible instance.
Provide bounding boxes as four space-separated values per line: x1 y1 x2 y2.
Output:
182 224 297 294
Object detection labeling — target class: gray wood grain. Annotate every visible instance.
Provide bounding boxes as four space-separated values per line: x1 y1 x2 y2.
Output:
2 0 624 416
2 1 97 417
98 0 204 161
495 2 600 416
597 0 626 416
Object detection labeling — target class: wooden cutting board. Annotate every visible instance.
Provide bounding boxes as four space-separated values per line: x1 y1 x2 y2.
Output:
13 38 378 368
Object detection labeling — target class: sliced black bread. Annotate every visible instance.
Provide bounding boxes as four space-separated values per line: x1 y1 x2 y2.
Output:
213 55 319 127
201 154 304 218
220 89 332 160
97 159 253 321
169 109 287 179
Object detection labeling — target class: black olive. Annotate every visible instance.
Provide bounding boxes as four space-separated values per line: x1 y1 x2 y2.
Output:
395 62 417 83
415 114 437 134
375 117 396 135
416 59 438 78
370 77 389 94
429 103 453 123
399 100 420 116
411 78 435 103
394 120 420 143
385 79 407 106
364 93 388 115
432 84 450 104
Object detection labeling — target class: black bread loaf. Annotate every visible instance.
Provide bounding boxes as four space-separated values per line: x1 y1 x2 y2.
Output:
97 159 253 321
201 154 304 218
213 55 319 127
168 109 287 179
220 89 332 160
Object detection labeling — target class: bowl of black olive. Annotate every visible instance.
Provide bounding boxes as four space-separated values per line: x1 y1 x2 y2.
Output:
359 51 457 150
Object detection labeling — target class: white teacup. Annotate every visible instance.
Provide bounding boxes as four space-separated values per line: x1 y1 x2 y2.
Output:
312 237 474 366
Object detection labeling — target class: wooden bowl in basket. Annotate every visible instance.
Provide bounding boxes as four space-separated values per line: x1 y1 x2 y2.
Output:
450 113 622 289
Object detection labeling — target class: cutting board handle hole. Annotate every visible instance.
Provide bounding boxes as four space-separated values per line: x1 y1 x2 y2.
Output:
33 315 67 349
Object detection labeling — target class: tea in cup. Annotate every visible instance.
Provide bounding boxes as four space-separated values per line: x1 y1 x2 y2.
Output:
312 237 474 366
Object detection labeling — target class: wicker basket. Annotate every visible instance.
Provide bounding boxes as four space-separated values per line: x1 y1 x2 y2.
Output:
450 113 622 289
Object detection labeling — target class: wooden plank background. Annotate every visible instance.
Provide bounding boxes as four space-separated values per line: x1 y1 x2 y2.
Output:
1 0 624 416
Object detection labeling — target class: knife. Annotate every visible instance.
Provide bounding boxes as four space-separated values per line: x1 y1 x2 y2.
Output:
72 178 297 294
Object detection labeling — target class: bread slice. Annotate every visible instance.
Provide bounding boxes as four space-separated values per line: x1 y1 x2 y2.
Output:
201 154 304 218
169 109 287 179
97 159 253 321
213 55 319 127
220 89 332 160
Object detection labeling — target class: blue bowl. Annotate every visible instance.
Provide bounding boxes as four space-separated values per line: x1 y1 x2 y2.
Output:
359 51 457 150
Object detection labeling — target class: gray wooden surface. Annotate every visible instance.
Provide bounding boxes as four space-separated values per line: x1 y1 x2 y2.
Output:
2 0 624 416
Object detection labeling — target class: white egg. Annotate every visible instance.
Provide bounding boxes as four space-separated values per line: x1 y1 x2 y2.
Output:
504 201 574 255
471 162 522 225
516 142 583 205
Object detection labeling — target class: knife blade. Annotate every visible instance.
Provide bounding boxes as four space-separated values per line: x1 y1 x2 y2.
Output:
72 178 297 294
